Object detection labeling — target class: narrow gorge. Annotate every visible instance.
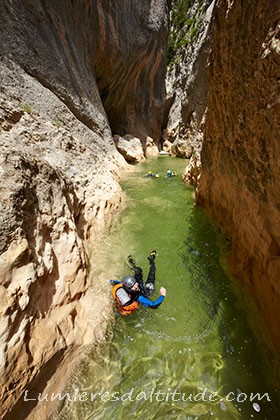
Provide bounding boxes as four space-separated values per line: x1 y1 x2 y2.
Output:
0 0 279 418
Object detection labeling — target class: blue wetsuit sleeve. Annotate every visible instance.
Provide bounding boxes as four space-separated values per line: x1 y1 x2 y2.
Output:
137 295 165 308
109 280 122 285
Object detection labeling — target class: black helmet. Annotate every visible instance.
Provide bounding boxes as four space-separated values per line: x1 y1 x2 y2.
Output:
122 275 136 289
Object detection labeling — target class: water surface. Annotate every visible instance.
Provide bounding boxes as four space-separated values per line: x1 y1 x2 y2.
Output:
53 157 279 419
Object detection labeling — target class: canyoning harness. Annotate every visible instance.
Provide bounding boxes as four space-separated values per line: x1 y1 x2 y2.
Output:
112 283 139 315
111 281 165 313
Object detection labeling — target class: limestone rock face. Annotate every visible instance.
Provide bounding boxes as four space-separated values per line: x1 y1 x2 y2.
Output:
0 61 125 418
165 0 215 162
145 136 159 158
182 151 201 186
114 134 145 164
171 139 193 158
197 0 280 350
0 1 168 417
0 0 168 144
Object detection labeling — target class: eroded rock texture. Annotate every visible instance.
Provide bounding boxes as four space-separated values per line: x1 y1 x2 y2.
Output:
197 0 280 350
0 60 124 420
164 0 214 165
0 0 168 418
0 0 168 144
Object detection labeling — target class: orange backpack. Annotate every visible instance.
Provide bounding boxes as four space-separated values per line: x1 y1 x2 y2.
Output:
112 284 139 315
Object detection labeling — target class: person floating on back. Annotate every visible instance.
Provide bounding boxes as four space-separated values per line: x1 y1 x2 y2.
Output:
167 169 177 177
144 171 160 178
110 250 166 315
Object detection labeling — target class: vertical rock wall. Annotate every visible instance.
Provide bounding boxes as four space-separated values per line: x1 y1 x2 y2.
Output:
0 0 168 417
0 0 168 144
93 0 168 142
197 0 280 350
164 0 214 162
0 61 124 420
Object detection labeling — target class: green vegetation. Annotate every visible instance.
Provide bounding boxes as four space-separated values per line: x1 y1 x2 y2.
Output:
22 103 34 114
168 0 207 68
54 119 63 128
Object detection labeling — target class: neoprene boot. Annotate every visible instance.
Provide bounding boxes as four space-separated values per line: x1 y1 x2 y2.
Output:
127 255 136 268
147 250 157 264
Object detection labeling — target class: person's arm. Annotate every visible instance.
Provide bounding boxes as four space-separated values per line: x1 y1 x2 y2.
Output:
109 279 122 285
138 287 166 308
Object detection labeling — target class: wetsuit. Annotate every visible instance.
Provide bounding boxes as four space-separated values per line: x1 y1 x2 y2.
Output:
133 261 155 297
111 281 164 308
138 293 164 308
111 261 164 310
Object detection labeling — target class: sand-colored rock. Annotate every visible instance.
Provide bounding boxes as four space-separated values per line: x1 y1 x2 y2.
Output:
114 134 145 164
0 0 168 144
0 0 169 416
0 79 124 418
182 152 201 186
197 0 280 351
145 136 159 158
164 0 215 161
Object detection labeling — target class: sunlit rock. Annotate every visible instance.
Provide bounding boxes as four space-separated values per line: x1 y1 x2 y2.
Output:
171 139 193 158
145 136 159 158
0 1 168 415
114 134 145 164
165 0 215 158
182 152 201 186
197 0 280 353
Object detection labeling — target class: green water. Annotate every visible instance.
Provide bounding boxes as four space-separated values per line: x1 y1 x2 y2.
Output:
54 157 279 420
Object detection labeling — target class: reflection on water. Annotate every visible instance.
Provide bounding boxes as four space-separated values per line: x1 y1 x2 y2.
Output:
52 157 280 420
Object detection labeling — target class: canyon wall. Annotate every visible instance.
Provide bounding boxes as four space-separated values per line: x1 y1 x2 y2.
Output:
197 0 280 351
163 0 214 165
0 1 168 418
0 0 168 145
